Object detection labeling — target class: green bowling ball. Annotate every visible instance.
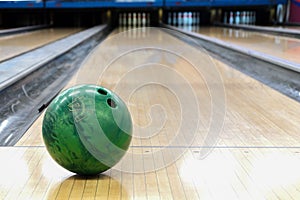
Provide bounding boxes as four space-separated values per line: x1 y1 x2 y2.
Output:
42 85 132 176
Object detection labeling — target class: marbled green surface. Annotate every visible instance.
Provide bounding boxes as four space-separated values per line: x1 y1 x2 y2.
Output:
42 85 132 175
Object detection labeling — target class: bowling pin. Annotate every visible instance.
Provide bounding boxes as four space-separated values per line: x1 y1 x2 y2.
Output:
235 11 240 25
173 12 177 26
192 12 196 26
133 13 136 27
183 12 188 26
185 12 189 26
241 11 246 24
178 12 182 26
188 12 192 26
229 11 234 25
277 4 284 24
142 13 146 26
245 11 249 25
186 12 190 26
128 13 132 27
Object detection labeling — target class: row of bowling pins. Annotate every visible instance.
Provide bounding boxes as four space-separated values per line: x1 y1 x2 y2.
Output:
119 12 150 27
167 12 201 26
224 11 256 25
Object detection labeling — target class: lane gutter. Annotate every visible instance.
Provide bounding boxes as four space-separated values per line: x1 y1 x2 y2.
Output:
0 25 111 146
163 24 300 74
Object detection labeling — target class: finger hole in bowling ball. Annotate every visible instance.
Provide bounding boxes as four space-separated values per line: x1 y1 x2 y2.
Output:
107 98 117 108
97 88 108 95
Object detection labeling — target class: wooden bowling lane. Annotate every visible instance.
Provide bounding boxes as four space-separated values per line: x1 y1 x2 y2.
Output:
2 146 300 199
191 26 300 64
6 27 300 199
0 28 82 62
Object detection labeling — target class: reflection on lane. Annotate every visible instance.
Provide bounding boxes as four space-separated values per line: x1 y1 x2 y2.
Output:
181 26 300 64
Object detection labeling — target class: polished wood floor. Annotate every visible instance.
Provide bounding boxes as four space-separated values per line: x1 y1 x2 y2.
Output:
1 27 300 199
195 27 300 64
0 28 82 62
